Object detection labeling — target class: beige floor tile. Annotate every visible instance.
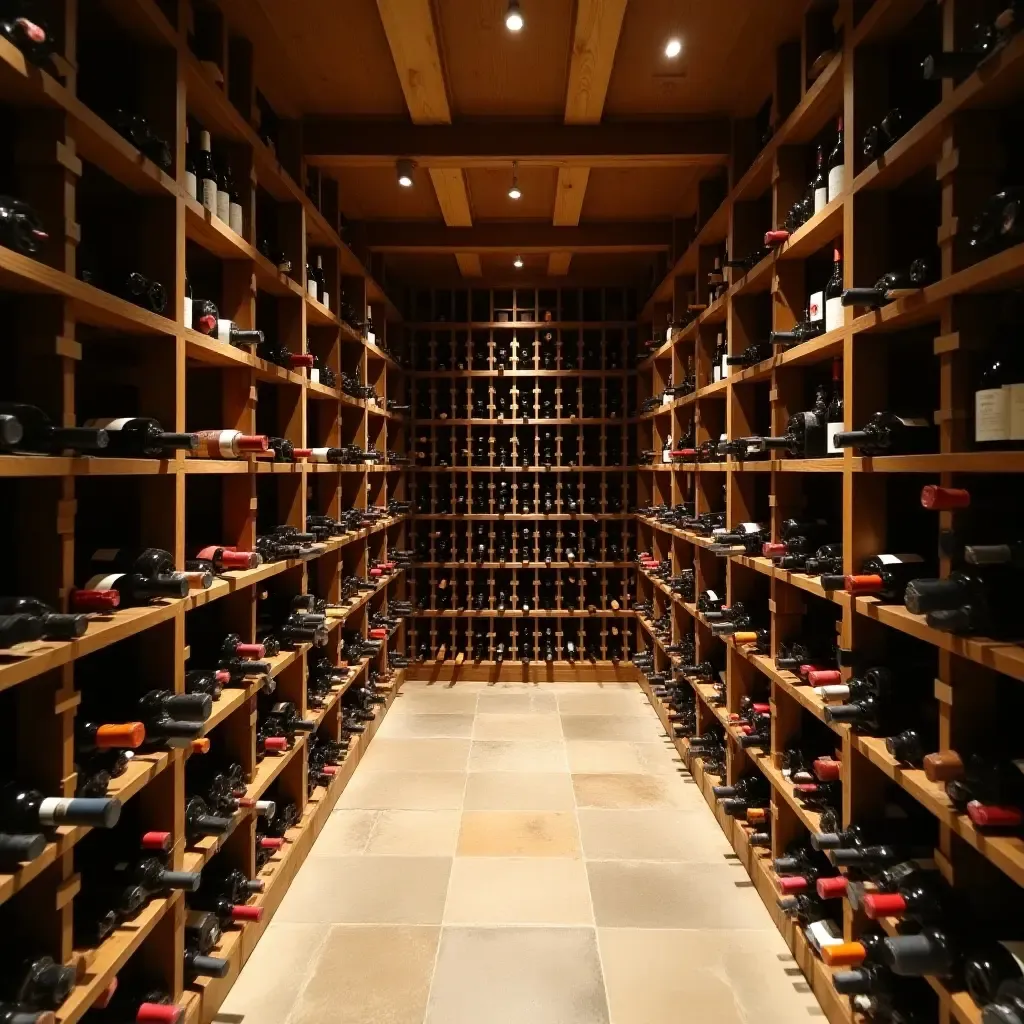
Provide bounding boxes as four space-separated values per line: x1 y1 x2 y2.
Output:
473 713 564 740
444 858 594 925
578 809 734 861
464 771 577 811
425 927 610 1024
598 929 822 1024
308 809 378 856
457 810 581 857
566 740 682 776
220 922 326 1024
476 691 558 712
556 692 657 716
358 737 471 771
290 925 439 1024
587 861 775 929
275 856 452 924
572 773 689 809
335 771 466 810
364 810 462 856
390 690 479 715
560 715 660 741
469 739 568 772
375 713 476 738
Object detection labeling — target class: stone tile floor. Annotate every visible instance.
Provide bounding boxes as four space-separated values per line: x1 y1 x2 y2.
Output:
219 681 825 1024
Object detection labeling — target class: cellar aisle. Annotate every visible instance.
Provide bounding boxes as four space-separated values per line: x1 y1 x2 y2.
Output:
220 681 823 1024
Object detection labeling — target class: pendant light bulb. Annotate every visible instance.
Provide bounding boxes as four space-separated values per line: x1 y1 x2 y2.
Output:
396 158 415 188
506 0 524 32
514 254 524 269
508 161 521 200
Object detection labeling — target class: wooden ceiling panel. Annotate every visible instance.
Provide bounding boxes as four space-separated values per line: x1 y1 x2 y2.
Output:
435 0 575 117
604 0 805 117
581 166 701 220
252 0 408 115
465 165 559 221
381 250 657 285
328 167 443 221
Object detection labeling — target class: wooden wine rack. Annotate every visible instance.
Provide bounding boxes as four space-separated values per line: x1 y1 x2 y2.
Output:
634 4 1024 1024
0 2 409 1023
403 286 639 683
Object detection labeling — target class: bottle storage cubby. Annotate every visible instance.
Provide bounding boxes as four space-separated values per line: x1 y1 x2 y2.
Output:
635 4 1024 1024
0 3 412 1024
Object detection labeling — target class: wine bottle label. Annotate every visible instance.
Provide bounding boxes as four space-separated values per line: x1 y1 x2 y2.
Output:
194 429 241 459
893 416 930 427
83 418 135 431
705 590 719 603
183 295 192 329
828 164 845 202
83 573 125 590
826 421 844 455
875 554 924 565
814 186 828 214
825 296 844 333
229 202 243 236
185 171 197 201
216 319 233 344
1010 384 1024 440
306 278 318 299
713 364 721 383
976 386 1009 442
721 353 729 378
806 918 844 956
202 177 217 214
309 448 334 462
998 942 1024 974
310 368 320 384
321 290 330 310
809 290 824 323
215 188 229 223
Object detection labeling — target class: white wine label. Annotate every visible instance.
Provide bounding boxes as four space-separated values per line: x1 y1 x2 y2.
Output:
83 573 125 590
183 295 192 329
201 178 217 214
309 448 331 462
713 364 721 383
215 188 229 223
229 202 243 236
809 290 824 323
38 797 75 826
828 164 845 203
721 354 730 378
83 418 132 430
738 523 761 534
825 296 844 333
367 331 376 346
976 387 1010 443
705 590 719 603
1008 383 1024 440
662 392 672 406
310 368 320 384
215 429 237 458
307 278 318 299
876 554 924 565
185 171 197 201
216 319 233 344
826 421 844 455
893 416 930 427
806 919 844 955
814 186 828 214
90 548 121 562
662 447 672 464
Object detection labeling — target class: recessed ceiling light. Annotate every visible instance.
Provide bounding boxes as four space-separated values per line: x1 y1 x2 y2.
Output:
506 0 524 32
514 254 524 268
665 38 682 58
508 160 521 200
396 158 415 187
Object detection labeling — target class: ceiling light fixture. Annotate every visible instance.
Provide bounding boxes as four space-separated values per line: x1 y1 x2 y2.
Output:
508 161 521 200
396 158 414 187
664 38 682 58
513 254 524 268
506 0 524 32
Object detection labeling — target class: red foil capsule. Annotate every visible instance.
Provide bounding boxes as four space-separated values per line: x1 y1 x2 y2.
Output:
777 875 809 894
230 904 264 922
817 875 848 899
863 892 907 919
264 736 288 753
135 1004 183 1024
966 800 1024 828
920 484 970 510
141 831 173 851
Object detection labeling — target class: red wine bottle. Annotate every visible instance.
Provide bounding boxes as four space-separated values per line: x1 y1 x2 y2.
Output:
828 554 930 601
0 784 120 832
82 418 197 457
832 412 936 455
824 248 844 333
196 130 217 214
0 196 49 255
827 116 845 202
0 403 107 454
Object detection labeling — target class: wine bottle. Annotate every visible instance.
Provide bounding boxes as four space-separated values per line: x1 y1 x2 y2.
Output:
826 358 844 455
827 116 845 202
0 956 76 1012
824 248 844 333
184 126 197 201
215 158 230 224
832 412 936 455
196 130 217 214
0 196 48 255
0 10 53 67
188 430 269 459
70 571 188 610
0 403 107 454
214 318 263 348
81 418 197 457
825 553 929 601
841 260 930 309
0 598 86 640
812 143 828 214
228 172 243 237
0 784 120 832
190 546 261 572
974 348 1024 448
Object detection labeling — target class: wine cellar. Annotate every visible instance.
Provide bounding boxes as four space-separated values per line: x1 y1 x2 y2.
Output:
0 0 1023 1023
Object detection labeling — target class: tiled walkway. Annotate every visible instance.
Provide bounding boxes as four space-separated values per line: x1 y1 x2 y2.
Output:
221 680 824 1024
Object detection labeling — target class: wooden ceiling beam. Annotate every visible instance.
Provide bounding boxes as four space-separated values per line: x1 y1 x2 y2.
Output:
455 253 483 277
547 253 573 275
303 119 731 166
365 221 671 253
373 0 474 228
553 167 591 226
